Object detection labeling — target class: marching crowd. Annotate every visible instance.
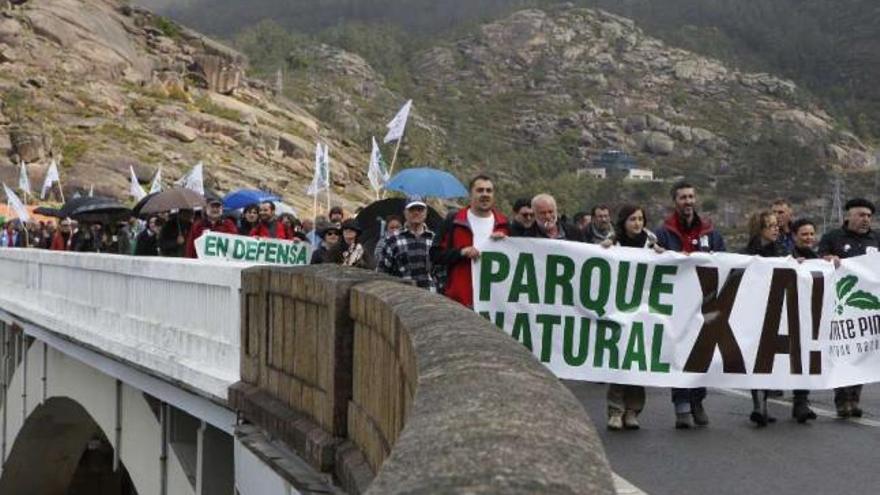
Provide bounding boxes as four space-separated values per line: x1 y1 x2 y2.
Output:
1 173 878 431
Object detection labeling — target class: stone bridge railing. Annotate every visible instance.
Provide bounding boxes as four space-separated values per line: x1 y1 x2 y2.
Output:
231 265 614 494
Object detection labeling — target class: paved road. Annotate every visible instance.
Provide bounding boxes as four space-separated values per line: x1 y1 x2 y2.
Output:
567 382 880 495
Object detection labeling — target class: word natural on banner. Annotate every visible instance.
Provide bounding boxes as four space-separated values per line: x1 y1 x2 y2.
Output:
472 238 880 390
195 232 310 266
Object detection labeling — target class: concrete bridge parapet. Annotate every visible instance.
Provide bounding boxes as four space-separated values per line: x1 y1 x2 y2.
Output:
231 265 615 494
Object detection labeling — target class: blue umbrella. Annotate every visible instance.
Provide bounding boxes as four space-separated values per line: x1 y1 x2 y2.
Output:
385 167 468 199
222 189 280 210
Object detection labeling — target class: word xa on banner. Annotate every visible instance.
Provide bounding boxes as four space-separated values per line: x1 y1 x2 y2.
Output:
472 238 880 390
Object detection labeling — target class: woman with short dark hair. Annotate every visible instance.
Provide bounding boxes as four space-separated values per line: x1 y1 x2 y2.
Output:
601 204 664 431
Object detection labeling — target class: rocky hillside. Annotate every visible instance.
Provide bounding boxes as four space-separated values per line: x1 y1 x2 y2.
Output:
271 5 874 221
0 0 375 213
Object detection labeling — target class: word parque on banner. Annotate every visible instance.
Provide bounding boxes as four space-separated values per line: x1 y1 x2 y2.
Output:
473 238 880 390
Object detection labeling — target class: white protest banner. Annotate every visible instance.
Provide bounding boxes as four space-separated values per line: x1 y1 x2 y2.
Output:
473 237 880 390
194 231 311 266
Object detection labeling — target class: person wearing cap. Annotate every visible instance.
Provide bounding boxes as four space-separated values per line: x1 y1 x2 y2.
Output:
379 196 438 292
818 197 879 419
251 201 292 240
311 222 342 264
329 206 344 224
436 174 509 307
184 195 237 258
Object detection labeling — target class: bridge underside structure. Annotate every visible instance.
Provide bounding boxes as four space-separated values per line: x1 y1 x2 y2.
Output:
0 320 236 495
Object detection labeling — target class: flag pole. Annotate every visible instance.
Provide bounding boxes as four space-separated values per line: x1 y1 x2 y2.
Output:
56 159 66 203
383 137 404 199
325 144 331 215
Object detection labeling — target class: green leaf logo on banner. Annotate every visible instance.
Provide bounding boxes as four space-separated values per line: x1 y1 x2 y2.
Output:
837 275 857 300
835 275 880 314
846 290 880 311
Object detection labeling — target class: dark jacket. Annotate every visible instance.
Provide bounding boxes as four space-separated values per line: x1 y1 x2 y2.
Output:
743 236 789 258
655 212 725 253
509 220 533 237
238 220 257 236
817 227 880 259
584 223 613 244
436 207 510 307
793 245 819 260
514 221 584 242
311 244 332 264
134 229 161 256
159 218 190 257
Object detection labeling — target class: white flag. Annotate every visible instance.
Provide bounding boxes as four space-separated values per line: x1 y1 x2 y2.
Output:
130 166 146 201
307 143 330 196
88 184 94 197
175 162 204 195
383 99 412 144
18 162 30 197
3 183 30 223
40 160 60 200
149 167 163 194
367 137 390 192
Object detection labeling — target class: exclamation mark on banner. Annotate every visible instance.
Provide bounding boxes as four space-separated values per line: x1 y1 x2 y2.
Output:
810 271 824 374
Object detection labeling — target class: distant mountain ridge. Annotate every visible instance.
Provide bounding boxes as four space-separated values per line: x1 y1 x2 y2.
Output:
140 0 880 225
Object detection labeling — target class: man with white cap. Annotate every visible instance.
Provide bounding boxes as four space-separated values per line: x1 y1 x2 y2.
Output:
379 195 438 292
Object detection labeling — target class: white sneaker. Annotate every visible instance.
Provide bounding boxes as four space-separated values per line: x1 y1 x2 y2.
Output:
623 410 640 430
607 413 623 430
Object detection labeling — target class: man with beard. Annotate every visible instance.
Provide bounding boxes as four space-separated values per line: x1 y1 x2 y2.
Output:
251 201 292 240
584 205 613 244
185 195 237 258
518 194 583 241
655 180 725 429
436 174 509 307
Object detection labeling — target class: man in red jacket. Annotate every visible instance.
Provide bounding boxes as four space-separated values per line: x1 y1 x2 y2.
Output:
250 201 292 240
437 174 509 307
185 196 237 258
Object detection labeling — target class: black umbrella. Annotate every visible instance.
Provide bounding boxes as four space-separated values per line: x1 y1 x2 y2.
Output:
59 196 130 223
356 198 444 255
34 206 62 218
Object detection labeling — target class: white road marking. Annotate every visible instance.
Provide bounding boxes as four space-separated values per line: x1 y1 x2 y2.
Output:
613 472 648 495
717 388 880 428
